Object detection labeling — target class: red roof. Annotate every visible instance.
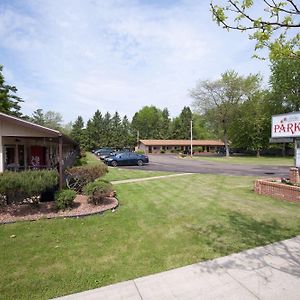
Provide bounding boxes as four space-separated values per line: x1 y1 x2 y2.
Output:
139 139 224 146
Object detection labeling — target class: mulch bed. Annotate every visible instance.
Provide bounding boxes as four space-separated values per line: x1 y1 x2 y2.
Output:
0 195 118 224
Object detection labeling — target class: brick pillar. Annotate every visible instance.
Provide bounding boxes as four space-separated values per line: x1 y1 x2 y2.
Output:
289 167 300 185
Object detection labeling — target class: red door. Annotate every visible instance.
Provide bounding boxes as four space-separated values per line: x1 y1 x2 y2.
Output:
30 146 46 167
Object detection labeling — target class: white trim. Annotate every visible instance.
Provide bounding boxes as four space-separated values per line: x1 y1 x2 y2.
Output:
0 112 60 135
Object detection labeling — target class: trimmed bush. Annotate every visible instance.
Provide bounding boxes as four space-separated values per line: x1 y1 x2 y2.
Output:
135 150 145 154
65 164 108 192
160 150 165 154
0 170 58 205
83 180 113 205
55 189 76 210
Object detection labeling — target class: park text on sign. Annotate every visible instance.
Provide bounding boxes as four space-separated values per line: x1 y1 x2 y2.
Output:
272 112 300 138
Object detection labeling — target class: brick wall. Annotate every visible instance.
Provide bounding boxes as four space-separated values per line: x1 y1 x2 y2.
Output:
254 179 300 202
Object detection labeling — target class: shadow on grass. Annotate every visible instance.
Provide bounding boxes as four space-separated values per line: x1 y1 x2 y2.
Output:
185 209 300 281
187 210 295 255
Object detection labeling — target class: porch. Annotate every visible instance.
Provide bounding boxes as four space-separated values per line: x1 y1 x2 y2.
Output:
0 113 78 188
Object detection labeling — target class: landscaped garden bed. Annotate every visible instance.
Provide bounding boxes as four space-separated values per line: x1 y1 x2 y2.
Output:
0 195 118 224
254 168 300 202
254 178 300 202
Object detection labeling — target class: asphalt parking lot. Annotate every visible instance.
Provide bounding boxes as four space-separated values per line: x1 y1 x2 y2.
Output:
124 154 290 177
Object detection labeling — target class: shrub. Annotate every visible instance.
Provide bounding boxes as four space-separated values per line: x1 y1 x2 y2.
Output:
65 164 108 192
135 150 145 154
55 189 76 210
0 170 58 205
83 180 114 205
160 150 165 154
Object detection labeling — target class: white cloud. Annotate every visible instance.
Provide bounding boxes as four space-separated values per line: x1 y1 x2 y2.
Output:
0 0 270 123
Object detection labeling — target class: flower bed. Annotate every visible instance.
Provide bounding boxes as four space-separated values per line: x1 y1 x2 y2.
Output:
254 178 300 202
0 195 118 224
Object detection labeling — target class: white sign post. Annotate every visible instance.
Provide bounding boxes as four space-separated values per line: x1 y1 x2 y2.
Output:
272 112 300 168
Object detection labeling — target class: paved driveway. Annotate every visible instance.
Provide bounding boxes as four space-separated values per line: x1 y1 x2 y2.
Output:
124 154 290 177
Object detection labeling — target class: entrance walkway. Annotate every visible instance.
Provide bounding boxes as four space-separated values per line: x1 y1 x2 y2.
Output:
53 236 300 299
111 172 193 185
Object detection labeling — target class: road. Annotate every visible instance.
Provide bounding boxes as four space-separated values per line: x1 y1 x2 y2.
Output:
124 154 290 177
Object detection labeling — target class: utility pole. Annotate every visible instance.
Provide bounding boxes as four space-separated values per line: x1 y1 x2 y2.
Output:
190 120 193 158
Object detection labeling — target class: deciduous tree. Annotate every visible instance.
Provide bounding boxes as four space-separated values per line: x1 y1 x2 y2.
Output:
210 0 300 59
190 70 261 156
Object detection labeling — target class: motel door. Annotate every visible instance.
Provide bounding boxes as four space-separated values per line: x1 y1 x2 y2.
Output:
30 146 46 168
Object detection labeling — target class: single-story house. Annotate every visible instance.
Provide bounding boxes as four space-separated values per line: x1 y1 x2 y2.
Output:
136 139 225 154
0 112 78 188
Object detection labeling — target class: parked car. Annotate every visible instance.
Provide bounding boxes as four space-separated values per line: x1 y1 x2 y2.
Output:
94 148 115 160
104 152 149 167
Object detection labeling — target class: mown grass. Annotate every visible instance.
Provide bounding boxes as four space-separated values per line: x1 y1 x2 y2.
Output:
104 167 174 182
1 174 300 299
190 155 293 166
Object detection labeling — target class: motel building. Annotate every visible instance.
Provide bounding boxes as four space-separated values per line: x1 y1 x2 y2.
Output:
0 113 78 184
136 139 225 154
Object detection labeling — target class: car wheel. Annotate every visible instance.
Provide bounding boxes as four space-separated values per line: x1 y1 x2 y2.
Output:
111 161 118 167
137 160 143 166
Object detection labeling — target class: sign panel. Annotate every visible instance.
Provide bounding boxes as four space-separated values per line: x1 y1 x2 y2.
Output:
269 137 293 143
272 112 300 138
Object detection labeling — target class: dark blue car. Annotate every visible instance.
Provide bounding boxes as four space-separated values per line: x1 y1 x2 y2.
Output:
104 152 149 167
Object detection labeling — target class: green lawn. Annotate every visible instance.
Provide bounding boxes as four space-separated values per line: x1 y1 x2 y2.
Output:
104 167 174 182
190 155 294 166
1 173 300 299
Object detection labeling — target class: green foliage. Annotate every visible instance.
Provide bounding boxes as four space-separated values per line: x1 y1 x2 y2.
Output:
83 180 113 205
30 109 63 130
55 189 76 210
191 70 261 156
132 106 167 139
0 65 23 117
229 92 270 156
170 106 192 139
270 58 300 112
71 116 85 145
66 164 108 186
135 150 145 154
0 170 58 204
210 1 300 59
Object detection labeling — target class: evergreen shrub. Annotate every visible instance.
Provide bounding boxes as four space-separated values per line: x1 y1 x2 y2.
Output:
83 180 113 205
55 189 76 210
0 170 58 205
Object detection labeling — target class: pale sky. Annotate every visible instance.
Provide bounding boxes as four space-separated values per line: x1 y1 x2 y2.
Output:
0 0 270 123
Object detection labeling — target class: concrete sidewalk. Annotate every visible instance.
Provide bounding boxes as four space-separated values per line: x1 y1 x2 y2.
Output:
111 173 193 185
54 236 300 300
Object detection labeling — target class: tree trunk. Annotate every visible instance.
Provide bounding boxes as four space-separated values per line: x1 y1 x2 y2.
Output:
282 143 286 157
224 130 230 157
256 149 260 158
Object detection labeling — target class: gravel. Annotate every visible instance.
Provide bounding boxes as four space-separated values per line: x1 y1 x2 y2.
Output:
0 195 118 224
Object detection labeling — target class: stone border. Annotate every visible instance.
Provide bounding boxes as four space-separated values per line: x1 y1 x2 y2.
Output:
254 178 300 202
0 195 119 225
